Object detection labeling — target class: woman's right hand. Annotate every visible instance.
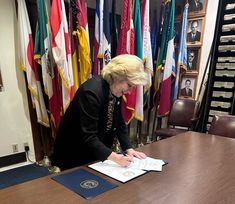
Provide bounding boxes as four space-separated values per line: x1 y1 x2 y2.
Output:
108 152 133 167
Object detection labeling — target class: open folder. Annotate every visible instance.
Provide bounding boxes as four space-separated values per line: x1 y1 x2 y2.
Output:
88 157 166 183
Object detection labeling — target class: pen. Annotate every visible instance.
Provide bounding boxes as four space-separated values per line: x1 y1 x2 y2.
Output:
121 151 127 156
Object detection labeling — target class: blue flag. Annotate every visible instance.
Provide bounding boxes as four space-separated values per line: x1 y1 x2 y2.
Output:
173 3 189 99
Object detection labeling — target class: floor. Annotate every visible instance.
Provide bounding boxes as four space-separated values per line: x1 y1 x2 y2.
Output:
0 161 32 172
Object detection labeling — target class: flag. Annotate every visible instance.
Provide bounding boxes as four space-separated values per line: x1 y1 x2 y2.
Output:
152 1 168 110
149 2 165 110
151 10 157 61
173 3 189 99
111 0 118 58
158 0 175 116
50 0 74 111
75 0 91 84
141 0 153 102
133 0 142 58
70 0 80 91
18 0 49 127
98 0 111 66
93 0 101 75
117 0 135 124
117 0 134 55
34 0 62 129
132 0 144 121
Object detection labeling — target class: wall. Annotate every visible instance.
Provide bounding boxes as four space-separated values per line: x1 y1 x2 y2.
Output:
0 0 35 159
196 0 219 97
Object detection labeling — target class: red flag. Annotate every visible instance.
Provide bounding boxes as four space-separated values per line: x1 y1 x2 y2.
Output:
50 0 74 111
117 0 134 55
117 0 136 124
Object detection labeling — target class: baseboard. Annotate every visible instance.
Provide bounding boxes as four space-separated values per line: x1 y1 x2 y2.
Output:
0 152 27 168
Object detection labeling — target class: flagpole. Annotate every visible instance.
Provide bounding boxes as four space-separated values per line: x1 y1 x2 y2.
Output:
74 31 82 87
146 102 153 142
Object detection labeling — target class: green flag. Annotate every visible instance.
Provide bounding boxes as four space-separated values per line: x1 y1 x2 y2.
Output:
34 0 61 128
133 0 142 59
133 0 144 121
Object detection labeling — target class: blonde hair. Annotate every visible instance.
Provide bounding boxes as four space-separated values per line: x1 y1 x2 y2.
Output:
102 54 148 86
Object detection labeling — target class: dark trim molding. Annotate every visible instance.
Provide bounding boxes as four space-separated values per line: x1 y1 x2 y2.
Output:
0 152 26 168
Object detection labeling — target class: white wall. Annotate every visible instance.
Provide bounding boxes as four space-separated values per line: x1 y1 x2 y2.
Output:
196 0 219 96
0 0 35 159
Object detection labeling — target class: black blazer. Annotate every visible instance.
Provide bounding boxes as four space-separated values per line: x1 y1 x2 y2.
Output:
181 88 193 97
187 31 201 42
187 60 197 70
51 76 132 170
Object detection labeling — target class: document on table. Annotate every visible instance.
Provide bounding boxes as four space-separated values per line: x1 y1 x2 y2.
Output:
88 157 166 183
130 157 166 171
88 160 146 183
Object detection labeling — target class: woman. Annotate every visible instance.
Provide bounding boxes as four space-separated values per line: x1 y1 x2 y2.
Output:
51 54 148 171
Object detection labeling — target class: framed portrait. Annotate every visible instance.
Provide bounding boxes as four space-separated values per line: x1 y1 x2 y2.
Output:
179 75 198 99
176 0 208 18
188 0 208 17
187 18 204 45
187 47 201 73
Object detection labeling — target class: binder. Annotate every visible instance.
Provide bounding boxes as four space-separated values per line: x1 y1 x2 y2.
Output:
52 168 117 199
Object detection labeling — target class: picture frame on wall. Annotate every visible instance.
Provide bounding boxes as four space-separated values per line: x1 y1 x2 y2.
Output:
188 0 208 17
187 18 204 45
175 0 208 18
187 47 201 73
179 75 197 99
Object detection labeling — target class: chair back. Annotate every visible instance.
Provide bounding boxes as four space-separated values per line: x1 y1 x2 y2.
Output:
208 115 235 138
168 99 199 128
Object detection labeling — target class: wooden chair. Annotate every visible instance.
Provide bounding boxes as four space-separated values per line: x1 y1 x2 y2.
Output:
208 115 235 138
155 99 200 140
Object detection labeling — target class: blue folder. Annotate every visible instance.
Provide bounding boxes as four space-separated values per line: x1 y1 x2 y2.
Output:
52 168 117 199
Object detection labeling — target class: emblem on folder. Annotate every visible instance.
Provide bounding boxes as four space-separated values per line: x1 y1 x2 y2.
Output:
80 180 99 189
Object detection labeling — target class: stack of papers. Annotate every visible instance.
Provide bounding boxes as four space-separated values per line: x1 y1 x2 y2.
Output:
130 157 166 171
88 157 166 183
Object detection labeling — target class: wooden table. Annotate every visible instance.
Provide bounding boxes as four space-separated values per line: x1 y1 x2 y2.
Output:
1 131 235 204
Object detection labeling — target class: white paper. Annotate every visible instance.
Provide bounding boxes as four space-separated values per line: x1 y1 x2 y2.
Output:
88 157 166 182
130 157 165 171
88 160 146 183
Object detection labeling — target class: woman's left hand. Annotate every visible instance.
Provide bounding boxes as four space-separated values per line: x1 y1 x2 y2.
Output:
126 148 146 159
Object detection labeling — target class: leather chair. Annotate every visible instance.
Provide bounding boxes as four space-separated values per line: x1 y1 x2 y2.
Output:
208 115 235 138
155 99 200 140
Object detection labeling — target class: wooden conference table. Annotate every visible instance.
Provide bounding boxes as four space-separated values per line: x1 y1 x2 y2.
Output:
1 131 235 204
